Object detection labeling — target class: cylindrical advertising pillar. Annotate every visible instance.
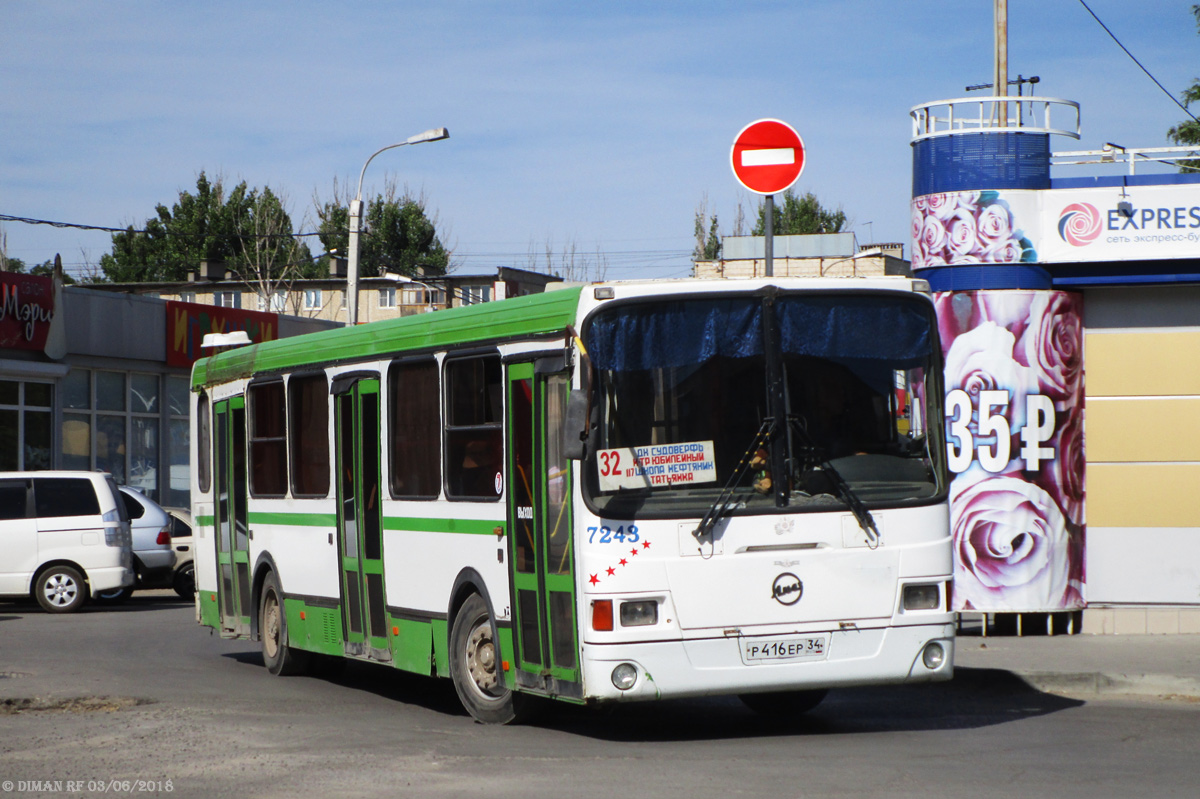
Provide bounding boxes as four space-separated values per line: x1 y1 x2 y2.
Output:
934 287 1086 612
911 99 1086 614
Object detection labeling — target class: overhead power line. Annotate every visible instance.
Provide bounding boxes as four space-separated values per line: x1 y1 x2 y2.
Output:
0 213 324 239
1077 0 1200 124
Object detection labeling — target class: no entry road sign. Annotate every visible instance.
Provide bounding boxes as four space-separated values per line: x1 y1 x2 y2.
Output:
730 119 805 195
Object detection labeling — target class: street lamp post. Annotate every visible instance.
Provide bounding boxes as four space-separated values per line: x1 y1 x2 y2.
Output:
346 127 449 325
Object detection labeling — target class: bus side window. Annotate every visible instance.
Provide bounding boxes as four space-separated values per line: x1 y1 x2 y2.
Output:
444 354 503 501
197 393 211 493
248 380 287 497
388 360 440 499
289 374 330 497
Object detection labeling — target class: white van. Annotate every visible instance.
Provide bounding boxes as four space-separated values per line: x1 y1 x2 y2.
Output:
0 471 134 613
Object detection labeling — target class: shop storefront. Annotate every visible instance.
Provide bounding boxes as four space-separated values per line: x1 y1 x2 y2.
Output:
0 273 334 507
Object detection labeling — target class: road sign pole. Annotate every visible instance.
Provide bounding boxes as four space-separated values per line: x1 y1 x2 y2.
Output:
764 194 774 278
730 119 805 279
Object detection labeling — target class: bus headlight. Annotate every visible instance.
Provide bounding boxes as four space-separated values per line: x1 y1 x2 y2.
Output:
611 663 638 690
619 600 658 627
903 583 941 611
922 641 946 670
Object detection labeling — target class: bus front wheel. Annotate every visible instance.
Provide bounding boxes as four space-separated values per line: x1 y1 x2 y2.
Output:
260 572 309 676
450 593 527 724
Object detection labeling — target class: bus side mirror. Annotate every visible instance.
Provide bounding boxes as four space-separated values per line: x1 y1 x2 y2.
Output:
563 389 589 460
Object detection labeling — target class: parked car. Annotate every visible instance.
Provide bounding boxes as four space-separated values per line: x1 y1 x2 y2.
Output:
0 471 133 613
165 508 194 599
97 487 176 601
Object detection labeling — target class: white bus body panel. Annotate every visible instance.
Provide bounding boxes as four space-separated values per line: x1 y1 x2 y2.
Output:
576 502 952 701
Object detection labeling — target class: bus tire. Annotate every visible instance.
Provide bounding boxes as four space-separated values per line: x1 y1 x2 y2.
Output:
739 689 828 717
450 593 527 724
34 565 88 613
260 572 309 676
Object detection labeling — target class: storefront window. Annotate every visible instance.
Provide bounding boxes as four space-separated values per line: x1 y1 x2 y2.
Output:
97 371 126 412
166 376 188 417
61 412 91 470
24 409 52 469
130 417 158 496
24 383 51 408
131 373 159 414
54 368 189 504
1 381 55 471
0 408 17 471
61 369 90 409
165 376 190 507
96 415 126 484
166 418 189 507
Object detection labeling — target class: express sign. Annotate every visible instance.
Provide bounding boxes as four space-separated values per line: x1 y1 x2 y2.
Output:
730 118 805 195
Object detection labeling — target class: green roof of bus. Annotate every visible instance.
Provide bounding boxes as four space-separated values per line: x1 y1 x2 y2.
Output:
192 285 585 390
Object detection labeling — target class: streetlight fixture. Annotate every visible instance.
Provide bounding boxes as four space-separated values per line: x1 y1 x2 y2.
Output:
381 271 444 314
346 127 449 325
819 247 884 277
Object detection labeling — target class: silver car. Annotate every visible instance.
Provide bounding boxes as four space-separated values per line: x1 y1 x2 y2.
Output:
98 487 176 601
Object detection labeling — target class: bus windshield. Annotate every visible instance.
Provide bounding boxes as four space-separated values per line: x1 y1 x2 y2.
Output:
583 292 946 519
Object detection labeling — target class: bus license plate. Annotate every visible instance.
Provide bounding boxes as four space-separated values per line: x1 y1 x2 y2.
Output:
741 635 828 664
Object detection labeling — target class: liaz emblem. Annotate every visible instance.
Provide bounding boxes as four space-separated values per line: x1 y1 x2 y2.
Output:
771 573 803 605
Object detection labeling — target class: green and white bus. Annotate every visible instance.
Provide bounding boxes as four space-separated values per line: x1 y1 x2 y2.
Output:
190 276 954 723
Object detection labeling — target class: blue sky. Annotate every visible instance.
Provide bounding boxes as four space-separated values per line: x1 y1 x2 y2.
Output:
2 1 1196 280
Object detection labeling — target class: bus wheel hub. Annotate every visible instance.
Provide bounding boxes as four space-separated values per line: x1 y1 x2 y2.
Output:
466 625 497 692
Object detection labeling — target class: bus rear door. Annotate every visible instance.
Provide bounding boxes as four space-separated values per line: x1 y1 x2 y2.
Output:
333 374 390 661
214 396 251 636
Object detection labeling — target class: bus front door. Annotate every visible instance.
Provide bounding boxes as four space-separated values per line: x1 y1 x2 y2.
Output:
214 396 252 636
334 376 390 661
506 361 581 699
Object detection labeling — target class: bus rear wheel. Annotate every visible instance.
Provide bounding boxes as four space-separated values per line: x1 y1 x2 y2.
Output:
739 689 828 717
450 593 527 724
260 572 309 676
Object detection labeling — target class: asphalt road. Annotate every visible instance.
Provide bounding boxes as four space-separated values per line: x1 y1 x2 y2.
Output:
1 593 1197 799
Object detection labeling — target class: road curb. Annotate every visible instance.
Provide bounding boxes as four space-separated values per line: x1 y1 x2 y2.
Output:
1013 670 1200 700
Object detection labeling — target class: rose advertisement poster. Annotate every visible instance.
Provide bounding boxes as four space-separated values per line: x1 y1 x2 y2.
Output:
936 289 1085 612
913 183 1200 268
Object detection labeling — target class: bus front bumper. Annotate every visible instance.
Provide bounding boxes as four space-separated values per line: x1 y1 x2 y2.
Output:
580 621 955 703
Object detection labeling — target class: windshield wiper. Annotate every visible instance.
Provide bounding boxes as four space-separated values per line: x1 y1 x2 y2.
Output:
692 419 774 542
787 417 881 548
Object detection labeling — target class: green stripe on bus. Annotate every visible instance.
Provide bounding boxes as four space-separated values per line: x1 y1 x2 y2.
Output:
383 516 502 536
246 511 338 526
192 287 584 389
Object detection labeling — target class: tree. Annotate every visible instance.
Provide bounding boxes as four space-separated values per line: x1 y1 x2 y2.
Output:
315 179 450 278
693 195 721 261
99 172 249 283
524 237 608 282
235 186 316 309
97 172 316 309
1168 4 1200 171
751 189 847 236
